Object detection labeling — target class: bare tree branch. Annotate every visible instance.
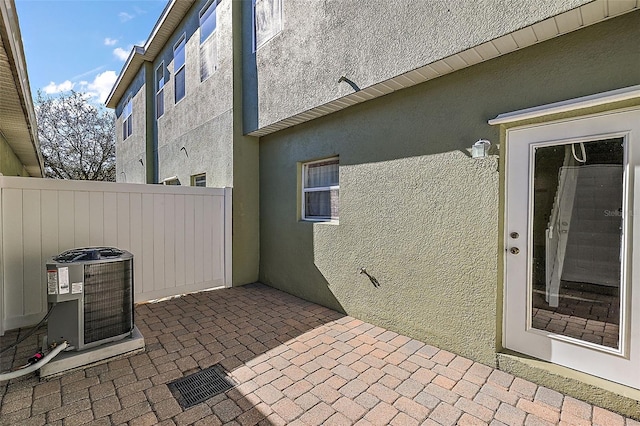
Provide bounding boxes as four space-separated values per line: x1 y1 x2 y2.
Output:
36 90 115 181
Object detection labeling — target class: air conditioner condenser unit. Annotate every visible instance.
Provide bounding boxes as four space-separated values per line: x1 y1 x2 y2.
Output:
46 247 134 351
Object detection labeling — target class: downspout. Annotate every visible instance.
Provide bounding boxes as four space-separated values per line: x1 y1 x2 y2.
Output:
231 0 260 285
144 61 158 184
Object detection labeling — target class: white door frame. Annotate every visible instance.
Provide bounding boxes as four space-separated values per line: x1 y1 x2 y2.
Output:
503 107 640 389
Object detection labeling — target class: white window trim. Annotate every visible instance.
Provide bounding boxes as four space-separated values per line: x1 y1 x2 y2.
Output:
301 156 339 222
173 34 186 104
155 62 165 119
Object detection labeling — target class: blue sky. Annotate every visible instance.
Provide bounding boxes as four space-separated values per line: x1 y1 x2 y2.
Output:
16 0 168 105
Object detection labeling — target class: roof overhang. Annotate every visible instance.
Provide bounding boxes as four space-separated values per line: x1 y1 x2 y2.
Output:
105 0 195 109
249 0 639 137
0 0 43 177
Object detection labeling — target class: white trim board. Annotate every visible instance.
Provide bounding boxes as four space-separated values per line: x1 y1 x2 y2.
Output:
489 85 640 125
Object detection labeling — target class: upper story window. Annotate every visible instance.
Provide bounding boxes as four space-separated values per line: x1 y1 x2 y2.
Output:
174 35 186 103
122 97 133 140
253 0 282 50
302 157 339 222
199 0 218 81
155 63 165 119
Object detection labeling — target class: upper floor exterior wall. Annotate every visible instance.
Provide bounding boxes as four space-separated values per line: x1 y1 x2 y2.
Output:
0 0 43 177
109 0 234 188
155 0 234 187
114 68 147 184
246 0 602 134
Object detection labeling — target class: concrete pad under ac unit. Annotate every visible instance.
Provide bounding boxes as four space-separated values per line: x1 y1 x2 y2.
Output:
39 326 145 379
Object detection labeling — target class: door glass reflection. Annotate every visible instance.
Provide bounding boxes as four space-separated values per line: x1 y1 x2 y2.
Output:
531 138 624 349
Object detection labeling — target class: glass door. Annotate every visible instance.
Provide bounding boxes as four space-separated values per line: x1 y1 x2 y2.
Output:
504 108 640 389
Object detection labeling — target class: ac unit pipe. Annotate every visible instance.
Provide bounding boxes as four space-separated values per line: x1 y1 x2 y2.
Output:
0 341 68 382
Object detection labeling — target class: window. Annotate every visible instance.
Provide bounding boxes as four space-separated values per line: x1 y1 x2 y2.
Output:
122 97 132 140
192 173 206 187
200 0 218 81
302 157 339 221
253 0 282 50
155 63 165 118
174 36 186 103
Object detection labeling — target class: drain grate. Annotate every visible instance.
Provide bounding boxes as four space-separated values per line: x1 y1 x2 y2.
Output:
167 364 236 408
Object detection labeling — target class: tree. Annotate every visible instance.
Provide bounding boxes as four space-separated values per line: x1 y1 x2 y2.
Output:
36 90 115 181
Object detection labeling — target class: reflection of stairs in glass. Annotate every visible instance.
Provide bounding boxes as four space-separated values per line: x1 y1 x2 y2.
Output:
562 165 622 287
546 165 623 306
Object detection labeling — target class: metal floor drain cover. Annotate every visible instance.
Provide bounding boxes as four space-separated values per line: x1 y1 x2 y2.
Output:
168 364 236 408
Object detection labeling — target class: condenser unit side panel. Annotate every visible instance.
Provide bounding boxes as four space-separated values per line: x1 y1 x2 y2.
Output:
47 299 80 349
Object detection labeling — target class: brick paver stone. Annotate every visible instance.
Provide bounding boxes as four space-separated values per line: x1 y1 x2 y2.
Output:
364 401 398 425
593 406 626 426
495 402 527 426
300 401 336 425
429 402 463 426
271 397 304 422
333 396 367 421
534 387 564 410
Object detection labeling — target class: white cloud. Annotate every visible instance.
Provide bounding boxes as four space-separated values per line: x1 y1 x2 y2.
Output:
119 12 134 22
113 47 130 61
78 71 118 104
43 80 74 94
104 38 118 46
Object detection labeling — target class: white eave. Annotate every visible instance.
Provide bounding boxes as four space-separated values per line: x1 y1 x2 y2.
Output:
249 0 639 137
0 0 43 177
105 0 195 109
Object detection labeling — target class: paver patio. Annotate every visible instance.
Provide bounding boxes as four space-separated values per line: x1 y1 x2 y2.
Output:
0 283 638 425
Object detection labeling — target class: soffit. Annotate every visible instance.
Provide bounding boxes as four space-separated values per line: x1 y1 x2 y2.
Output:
249 0 639 137
0 0 43 177
105 0 195 109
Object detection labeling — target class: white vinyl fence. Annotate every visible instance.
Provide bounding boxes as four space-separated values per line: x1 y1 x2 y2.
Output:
0 177 231 335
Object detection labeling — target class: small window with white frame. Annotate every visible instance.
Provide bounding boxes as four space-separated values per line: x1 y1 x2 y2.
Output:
122 97 133 140
253 0 282 50
302 157 339 221
192 173 206 187
199 0 218 81
155 62 165 119
174 35 186 103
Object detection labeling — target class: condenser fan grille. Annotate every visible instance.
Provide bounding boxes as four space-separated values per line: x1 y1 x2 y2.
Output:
54 247 125 263
83 260 133 344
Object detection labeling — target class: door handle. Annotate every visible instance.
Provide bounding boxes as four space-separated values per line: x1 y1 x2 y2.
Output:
510 247 520 255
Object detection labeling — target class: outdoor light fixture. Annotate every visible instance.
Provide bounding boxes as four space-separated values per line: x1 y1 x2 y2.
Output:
472 139 491 159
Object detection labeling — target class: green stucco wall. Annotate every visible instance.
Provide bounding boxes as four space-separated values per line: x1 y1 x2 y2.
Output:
0 133 28 177
259 11 640 369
